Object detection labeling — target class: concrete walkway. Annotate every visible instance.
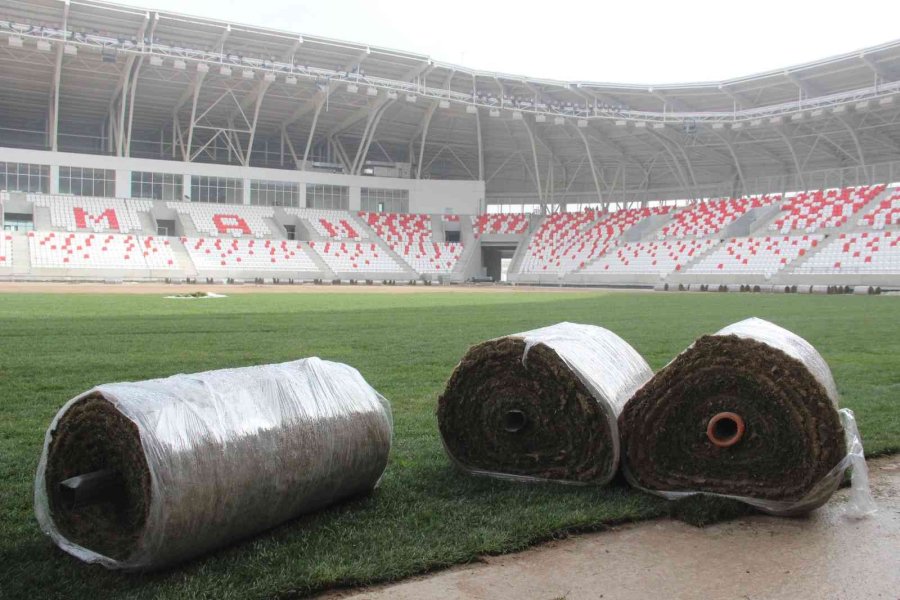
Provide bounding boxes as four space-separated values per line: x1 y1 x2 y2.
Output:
327 456 900 600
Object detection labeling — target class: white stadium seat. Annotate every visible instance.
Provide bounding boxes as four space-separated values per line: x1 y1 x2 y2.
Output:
520 207 670 274
858 188 900 230
390 241 464 274
581 239 718 275
168 202 273 237
688 235 823 277
285 208 368 239
769 185 885 234
0 232 12 267
794 231 900 274
359 212 464 274
182 237 318 271
471 214 529 237
28 231 178 270
309 241 404 274
659 195 780 239
29 195 153 233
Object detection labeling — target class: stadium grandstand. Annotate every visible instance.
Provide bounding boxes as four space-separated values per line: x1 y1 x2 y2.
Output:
1 0 900 289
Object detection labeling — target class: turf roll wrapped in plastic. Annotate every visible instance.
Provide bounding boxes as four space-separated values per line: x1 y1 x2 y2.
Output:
619 317 874 516
34 358 392 571
438 322 653 484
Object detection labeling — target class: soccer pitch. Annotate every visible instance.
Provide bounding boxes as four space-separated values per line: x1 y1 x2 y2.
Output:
1 289 897 599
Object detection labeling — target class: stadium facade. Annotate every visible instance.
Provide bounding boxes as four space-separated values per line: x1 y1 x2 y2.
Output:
0 0 899 288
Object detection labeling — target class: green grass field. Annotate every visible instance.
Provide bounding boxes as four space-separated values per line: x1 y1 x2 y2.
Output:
1 289 898 599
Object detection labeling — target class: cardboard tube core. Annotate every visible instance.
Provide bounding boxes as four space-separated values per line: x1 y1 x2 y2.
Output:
707 412 745 448
503 410 527 433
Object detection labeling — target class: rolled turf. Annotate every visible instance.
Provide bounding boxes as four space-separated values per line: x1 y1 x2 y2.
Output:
35 358 393 570
619 317 848 515
437 322 652 484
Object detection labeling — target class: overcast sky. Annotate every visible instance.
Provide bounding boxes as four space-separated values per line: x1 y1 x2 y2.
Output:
112 0 900 84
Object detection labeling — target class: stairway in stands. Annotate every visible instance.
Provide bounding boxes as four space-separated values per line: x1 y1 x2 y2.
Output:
11 232 30 276
167 238 198 277
303 244 339 279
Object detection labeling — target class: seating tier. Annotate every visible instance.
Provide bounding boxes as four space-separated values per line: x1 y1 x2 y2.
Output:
30 195 152 233
580 239 717 275
471 213 529 237
309 241 404 274
688 235 822 277
769 185 885 234
169 202 273 237
794 231 900 274
28 231 177 270
182 237 318 271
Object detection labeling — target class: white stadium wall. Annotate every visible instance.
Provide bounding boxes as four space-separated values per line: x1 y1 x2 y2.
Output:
0 148 484 214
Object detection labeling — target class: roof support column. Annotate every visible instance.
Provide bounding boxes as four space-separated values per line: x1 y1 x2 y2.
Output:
647 132 692 200
573 125 604 204
711 130 746 196
834 114 866 168
124 56 144 157
416 103 437 179
243 81 271 167
520 118 543 204
301 100 325 170
49 0 70 152
115 60 133 157
475 108 484 180
183 73 206 162
774 126 805 189
352 100 393 174
49 42 64 152
331 136 352 173
351 103 382 173
283 127 300 166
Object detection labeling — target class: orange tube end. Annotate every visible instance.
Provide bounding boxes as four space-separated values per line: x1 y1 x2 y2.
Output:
707 412 745 448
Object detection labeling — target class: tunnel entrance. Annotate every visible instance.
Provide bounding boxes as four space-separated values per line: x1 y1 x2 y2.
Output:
481 243 518 282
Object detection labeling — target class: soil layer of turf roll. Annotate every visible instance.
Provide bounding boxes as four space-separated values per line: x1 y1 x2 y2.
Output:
619 318 847 515
44 394 151 560
35 358 393 571
438 322 652 484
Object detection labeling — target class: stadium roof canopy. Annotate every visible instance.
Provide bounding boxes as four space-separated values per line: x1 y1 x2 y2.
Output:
2 0 900 206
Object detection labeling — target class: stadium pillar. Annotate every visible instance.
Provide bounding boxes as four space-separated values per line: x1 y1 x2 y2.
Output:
475 109 484 180
710 130 746 197
243 81 272 167
49 165 60 194
349 187 361 211
125 56 146 158
353 101 393 175
115 58 133 157
416 103 437 179
115 170 131 199
301 101 325 170
298 181 307 208
520 119 543 203
282 128 300 169
49 42 64 153
834 114 866 168
184 73 207 162
573 126 604 205
774 127 805 189
49 0 69 153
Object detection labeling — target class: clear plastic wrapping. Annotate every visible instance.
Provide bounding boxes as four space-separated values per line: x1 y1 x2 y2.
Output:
622 317 875 517
34 357 393 570
519 322 654 420
438 322 653 485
